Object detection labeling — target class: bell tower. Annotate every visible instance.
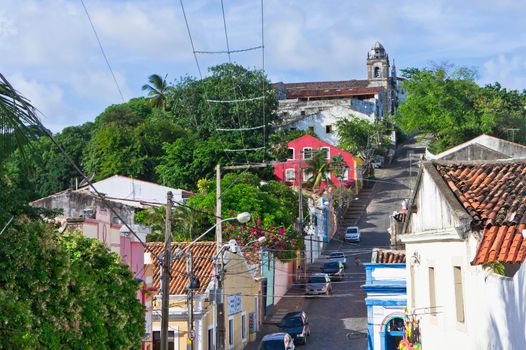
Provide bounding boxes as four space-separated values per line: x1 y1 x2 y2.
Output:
367 41 390 87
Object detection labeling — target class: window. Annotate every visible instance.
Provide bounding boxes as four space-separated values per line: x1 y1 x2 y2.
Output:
287 148 295 160
241 312 247 341
285 169 296 182
343 168 349 181
153 330 175 350
308 126 314 133
454 266 465 323
208 327 214 350
429 267 436 316
320 147 330 160
301 110 306 116
374 66 381 78
228 317 234 347
289 127 297 131
325 125 333 134
303 170 312 182
303 147 313 160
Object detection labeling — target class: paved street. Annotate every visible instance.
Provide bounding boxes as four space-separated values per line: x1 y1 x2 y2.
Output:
248 138 427 350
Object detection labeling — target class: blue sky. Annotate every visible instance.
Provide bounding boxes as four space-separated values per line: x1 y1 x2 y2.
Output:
2 0 526 132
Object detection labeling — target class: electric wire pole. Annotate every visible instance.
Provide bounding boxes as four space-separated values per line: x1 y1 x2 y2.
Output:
216 163 226 350
161 191 173 350
187 253 195 350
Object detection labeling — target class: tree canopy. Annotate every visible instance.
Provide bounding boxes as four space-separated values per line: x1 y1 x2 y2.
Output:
0 220 144 348
396 64 526 152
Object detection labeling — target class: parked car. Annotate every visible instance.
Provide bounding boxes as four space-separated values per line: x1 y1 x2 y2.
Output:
278 311 311 345
345 226 361 242
328 251 347 266
258 333 295 350
321 261 344 281
305 273 332 295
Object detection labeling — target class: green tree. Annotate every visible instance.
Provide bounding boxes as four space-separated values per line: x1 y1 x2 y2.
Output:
186 173 298 234
396 65 490 152
336 115 388 155
84 99 184 182
142 74 170 111
0 219 144 348
304 149 334 189
167 63 277 162
0 73 42 163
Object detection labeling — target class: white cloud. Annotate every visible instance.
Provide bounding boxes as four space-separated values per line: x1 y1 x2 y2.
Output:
2 0 526 131
481 54 526 90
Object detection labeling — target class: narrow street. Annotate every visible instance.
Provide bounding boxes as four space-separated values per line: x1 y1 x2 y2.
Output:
248 138 427 350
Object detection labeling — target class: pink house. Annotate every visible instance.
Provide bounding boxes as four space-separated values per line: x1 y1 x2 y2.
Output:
274 134 355 189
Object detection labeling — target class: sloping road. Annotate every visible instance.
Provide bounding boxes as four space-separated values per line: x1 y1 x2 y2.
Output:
249 139 427 350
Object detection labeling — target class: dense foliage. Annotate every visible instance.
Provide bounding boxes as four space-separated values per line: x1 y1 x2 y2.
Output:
0 220 144 348
396 65 526 152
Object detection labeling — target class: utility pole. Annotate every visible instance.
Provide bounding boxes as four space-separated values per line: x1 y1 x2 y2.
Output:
215 162 267 350
215 163 225 350
186 253 194 350
161 191 173 350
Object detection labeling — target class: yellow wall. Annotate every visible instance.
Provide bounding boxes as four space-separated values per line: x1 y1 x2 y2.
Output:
148 253 261 350
222 253 260 349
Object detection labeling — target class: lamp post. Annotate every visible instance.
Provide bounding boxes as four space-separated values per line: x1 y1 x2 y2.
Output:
213 236 266 350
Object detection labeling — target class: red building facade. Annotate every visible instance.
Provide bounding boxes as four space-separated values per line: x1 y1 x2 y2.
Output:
273 134 355 189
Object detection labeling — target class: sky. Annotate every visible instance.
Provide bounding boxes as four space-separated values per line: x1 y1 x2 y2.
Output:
2 0 526 132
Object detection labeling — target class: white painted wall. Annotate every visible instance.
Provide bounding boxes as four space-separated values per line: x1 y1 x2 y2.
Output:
408 170 460 233
405 240 490 350
279 105 374 146
87 175 186 204
273 260 291 305
485 262 526 349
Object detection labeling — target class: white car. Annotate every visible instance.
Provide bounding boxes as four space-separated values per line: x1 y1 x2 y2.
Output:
345 226 361 242
328 251 347 266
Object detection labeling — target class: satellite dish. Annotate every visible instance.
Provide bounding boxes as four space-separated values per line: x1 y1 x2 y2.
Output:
78 173 95 188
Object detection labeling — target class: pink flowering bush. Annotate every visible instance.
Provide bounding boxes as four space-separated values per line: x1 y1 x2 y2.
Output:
223 215 303 261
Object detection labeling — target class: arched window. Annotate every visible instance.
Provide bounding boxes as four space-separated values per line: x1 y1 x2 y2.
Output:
374 66 381 78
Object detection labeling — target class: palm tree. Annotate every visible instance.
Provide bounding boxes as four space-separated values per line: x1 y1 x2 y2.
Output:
142 74 169 111
0 72 40 162
304 150 335 189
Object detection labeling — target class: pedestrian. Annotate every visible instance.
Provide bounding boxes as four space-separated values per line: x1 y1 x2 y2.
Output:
354 256 361 266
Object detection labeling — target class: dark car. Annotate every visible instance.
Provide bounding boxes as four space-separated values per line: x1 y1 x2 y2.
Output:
321 261 344 281
258 333 295 350
278 311 311 345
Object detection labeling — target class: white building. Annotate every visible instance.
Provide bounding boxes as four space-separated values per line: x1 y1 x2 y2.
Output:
400 159 526 350
273 42 402 146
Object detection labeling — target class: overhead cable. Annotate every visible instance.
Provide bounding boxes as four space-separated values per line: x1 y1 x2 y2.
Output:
79 0 125 102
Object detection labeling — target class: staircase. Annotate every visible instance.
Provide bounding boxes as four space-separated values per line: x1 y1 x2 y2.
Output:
340 186 375 231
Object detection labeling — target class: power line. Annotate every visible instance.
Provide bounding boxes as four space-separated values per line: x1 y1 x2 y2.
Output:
79 0 125 103
178 0 202 79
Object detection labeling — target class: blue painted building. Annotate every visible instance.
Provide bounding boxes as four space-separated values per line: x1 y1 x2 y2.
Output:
361 249 407 350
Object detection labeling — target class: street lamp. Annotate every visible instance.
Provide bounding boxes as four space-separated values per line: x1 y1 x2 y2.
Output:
163 212 251 350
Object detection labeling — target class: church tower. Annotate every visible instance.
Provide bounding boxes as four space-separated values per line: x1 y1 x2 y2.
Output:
367 41 390 87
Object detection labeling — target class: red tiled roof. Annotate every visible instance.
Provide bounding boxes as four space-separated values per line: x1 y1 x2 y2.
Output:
147 242 216 295
372 249 406 263
273 80 380 100
434 161 526 264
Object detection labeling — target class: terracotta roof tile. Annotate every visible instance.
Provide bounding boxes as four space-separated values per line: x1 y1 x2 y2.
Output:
435 160 526 264
372 248 406 264
273 80 380 100
146 242 216 295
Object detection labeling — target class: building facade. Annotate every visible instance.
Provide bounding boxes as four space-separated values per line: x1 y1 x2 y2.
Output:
273 42 402 146
145 242 262 350
400 159 526 350
273 134 355 190
362 249 407 350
